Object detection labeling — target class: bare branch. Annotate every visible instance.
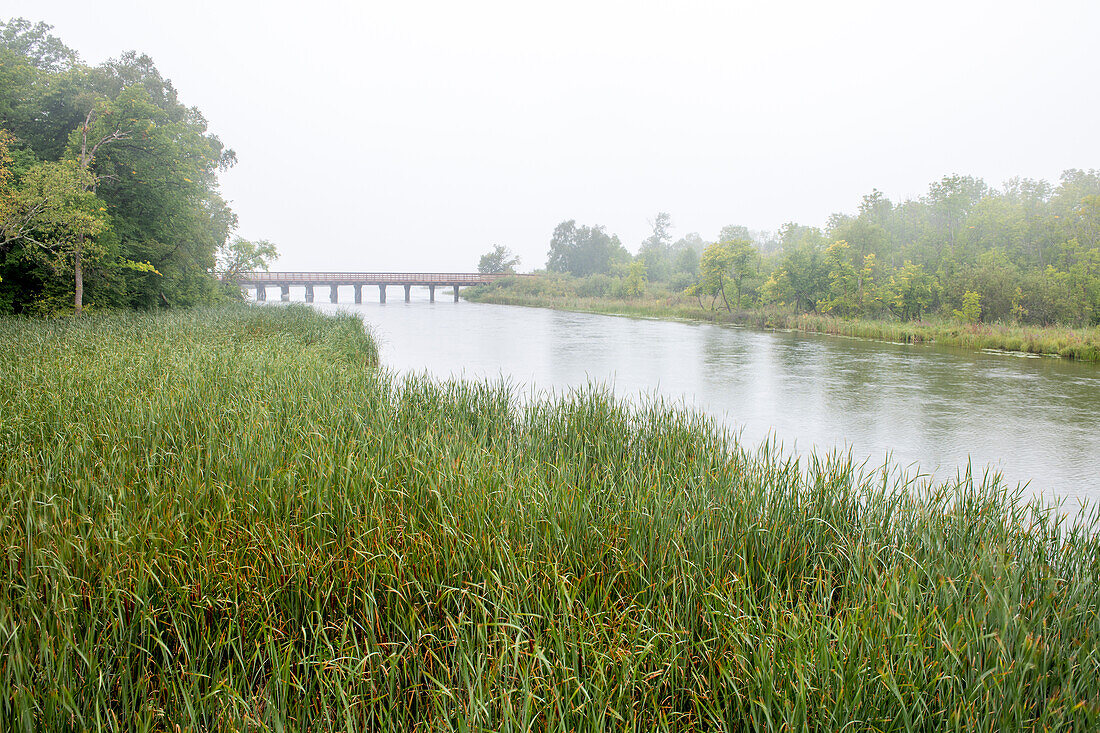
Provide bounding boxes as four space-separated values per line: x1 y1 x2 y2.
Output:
78 106 130 172
88 129 130 163
79 108 94 168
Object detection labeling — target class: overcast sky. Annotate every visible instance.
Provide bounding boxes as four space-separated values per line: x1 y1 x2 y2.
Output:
9 1 1100 271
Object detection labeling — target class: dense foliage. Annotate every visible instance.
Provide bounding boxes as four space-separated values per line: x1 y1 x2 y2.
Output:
477 244 521 274
2 306 1098 730
546 219 631 278
533 173 1100 327
0 18 259 315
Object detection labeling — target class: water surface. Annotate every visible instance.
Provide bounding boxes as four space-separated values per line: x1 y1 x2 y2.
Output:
307 296 1100 503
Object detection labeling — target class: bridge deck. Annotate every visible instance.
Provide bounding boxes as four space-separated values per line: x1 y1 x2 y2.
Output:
235 272 523 286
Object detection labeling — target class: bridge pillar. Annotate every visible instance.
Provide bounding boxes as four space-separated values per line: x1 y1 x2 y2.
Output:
404 284 411 302
256 285 266 302
280 284 290 302
354 284 363 303
330 285 339 303
378 285 386 304
429 284 436 303
453 285 460 302
305 284 314 303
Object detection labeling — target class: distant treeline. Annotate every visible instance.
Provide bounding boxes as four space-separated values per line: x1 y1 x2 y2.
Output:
532 173 1100 326
0 18 272 315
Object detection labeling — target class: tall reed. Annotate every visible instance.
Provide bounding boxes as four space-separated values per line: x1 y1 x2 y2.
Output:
1 305 1097 731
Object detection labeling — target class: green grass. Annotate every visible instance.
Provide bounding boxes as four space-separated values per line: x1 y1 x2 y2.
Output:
2 305 1099 731
465 281 1100 362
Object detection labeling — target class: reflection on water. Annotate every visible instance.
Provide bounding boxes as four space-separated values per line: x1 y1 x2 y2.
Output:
306 296 1100 503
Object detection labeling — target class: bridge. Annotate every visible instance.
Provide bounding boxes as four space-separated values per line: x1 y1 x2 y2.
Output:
234 272 524 303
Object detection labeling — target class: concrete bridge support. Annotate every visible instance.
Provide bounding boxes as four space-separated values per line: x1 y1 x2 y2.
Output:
354 285 363 304
404 284 412 302
429 284 436 303
453 285 460 302
256 285 266 301
378 285 386 303
330 285 339 303
280 284 290 302
305 284 314 303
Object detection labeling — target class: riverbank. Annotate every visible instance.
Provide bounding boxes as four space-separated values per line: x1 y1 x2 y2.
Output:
2 305 1098 730
465 281 1100 362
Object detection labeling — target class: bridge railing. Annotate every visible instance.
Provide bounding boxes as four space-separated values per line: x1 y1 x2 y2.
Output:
232 272 529 284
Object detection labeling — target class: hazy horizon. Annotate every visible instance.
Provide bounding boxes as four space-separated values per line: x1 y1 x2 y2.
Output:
10 0 1099 271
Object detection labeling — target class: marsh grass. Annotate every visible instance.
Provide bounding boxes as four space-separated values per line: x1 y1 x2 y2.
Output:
1 305 1098 731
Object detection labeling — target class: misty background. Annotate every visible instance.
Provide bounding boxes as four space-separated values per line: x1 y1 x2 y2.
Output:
12 0 1099 271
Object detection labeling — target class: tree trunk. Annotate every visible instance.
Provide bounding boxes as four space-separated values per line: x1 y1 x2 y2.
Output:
73 107 125 317
74 237 83 315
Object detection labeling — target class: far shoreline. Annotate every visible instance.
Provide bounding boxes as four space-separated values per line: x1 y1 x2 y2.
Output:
464 285 1100 363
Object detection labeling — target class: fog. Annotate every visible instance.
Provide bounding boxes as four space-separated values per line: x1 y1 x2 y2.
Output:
13 0 1100 271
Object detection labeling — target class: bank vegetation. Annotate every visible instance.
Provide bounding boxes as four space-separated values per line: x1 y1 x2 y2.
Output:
466 275 1100 362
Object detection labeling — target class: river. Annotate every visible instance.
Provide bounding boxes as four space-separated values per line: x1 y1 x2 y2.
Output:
307 297 1100 504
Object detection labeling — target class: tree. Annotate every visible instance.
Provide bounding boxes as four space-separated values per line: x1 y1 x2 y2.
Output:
768 226 829 312
954 290 982 323
546 220 629 276
638 212 673 282
76 67 238 309
694 241 738 311
695 238 758 310
0 19 84 163
645 212 672 248
623 259 647 297
477 244 520 274
817 240 860 316
668 232 705 284
719 224 751 242
0 18 77 74
216 236 278 282
672 245 699 277
0 131 26 253
920 174 989 262
1 134 118 313
2 158 107 267
884 261 937 320
69 104 131 314
725 238 758 309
